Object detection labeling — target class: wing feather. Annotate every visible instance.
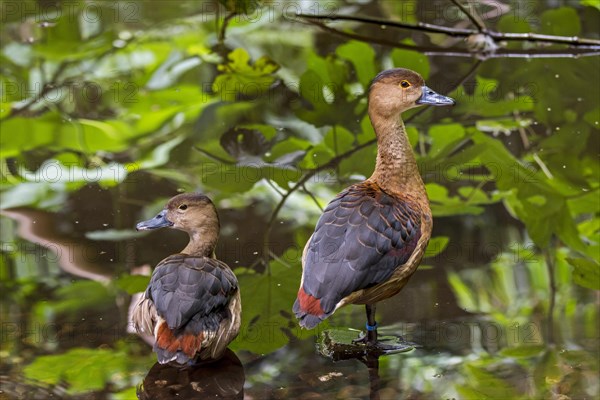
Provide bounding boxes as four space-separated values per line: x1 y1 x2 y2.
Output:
148 255 238 333
295 182 422 317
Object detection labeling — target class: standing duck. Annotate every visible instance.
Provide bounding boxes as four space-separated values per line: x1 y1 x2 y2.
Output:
132 193 241 364
293 68 455 344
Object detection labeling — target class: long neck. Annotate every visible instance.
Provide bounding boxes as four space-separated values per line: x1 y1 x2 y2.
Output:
181 227 218 258
368 111 426 199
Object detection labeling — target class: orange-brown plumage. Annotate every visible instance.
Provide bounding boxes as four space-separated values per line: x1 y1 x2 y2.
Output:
132 194 241 365
293 69 454 340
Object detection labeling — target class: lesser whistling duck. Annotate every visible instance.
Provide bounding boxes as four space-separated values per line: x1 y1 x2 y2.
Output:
293 68 455 344
132 193 241 364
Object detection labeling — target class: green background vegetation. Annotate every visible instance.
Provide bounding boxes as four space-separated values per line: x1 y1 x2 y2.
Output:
1 0 598 398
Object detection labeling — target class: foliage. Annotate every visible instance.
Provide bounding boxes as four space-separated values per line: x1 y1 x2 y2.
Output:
22 344 151 395
0 1 598 398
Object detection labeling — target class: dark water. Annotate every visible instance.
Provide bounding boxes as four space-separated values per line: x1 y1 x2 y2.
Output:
1 1 599 399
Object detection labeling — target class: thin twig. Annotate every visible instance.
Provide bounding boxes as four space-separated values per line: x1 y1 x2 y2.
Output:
298 13 600 47
532 153 554 179
297 13 475 37
543 245 556 345
6 60 72 119
301 18 600 59
192 146 236 164
450 0 487 32
265 178 285 197
513 111 530 149
218 12 236 44
301 183 324 212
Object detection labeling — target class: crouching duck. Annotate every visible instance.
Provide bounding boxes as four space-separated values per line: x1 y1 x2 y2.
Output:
132 193 241 365
293 68 455 345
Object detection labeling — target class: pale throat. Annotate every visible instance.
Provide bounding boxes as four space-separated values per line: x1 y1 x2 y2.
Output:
368 113 425 197
181 227 218 258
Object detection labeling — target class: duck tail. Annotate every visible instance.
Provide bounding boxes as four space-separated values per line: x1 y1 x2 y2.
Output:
154 320 202 365
293 287 329 329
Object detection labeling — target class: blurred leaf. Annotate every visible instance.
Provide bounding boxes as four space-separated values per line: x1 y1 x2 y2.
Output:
213 48 279 101
35 281 112 318
336 41 377 88
135 136 186 170
390 42 430 79
540 7 581 36
220 127 271 162
457 364 519 399
218 0 260 13
500 345 545 358
448 271 478 311
23 347 129 394
0 182 67 210
566 257 600 290
424 236 449 258
85 229 145 241
230 252 302 354
455 76 533 117
533 349 560 393
115 274 151 295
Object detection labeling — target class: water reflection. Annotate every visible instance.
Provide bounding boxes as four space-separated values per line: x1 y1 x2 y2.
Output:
316 329 415 400
137 349 245 399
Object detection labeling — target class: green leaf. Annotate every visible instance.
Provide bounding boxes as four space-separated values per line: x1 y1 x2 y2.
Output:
448 272 478 311
85 229 146 241
500 345 545 358
23 347 129 394
135 136 186 170
566 257 600 290
533 349 561 393
581 0 600 10
34 281 112 319
213 48 279 102
459 363 519 399
114 274 151 295
455 76 534 117
427 123 465 158
540 7 581 37
336 41 377 88
230 252 303 354
424 236 449 258
390 42 430 79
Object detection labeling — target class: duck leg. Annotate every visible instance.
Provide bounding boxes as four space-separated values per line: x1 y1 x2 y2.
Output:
349 303 414 354
353 304 378 344
365 304 378 343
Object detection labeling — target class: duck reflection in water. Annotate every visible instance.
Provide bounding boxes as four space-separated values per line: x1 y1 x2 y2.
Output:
137 349 244 399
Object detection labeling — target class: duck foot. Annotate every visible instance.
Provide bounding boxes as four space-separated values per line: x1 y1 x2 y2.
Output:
352 331 415 355
318 328 415 361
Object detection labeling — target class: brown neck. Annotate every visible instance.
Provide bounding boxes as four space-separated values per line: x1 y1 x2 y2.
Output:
368 110 426 199
181 227 218 258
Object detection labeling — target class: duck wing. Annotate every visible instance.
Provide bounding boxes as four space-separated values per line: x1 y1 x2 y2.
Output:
293 181 422 328
148 255 238 332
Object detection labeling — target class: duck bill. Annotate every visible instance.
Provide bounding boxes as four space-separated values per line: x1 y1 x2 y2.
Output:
416 86 455 106
136 209 174 231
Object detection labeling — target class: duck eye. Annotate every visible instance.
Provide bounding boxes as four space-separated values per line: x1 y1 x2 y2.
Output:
400 80 411 88
178 204 188 210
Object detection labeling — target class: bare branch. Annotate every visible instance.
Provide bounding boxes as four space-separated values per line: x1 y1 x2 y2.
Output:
297 13 474 38
298 13 600 48
301 18 600 59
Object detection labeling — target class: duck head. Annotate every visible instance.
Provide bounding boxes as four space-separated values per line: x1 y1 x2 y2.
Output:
368 68 455 118
136 193 220 236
